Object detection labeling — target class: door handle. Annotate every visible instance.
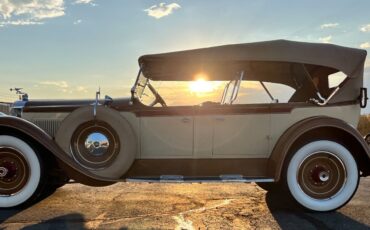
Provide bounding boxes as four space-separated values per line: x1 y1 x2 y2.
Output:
182 117 191 123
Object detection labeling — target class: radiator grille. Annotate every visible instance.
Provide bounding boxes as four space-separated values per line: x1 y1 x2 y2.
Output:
29 119 63 137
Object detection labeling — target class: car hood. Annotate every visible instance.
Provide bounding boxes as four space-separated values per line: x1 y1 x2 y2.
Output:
19 97 132 113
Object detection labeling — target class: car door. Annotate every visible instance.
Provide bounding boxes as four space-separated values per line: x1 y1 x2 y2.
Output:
195 104 271 158
139 106 194 158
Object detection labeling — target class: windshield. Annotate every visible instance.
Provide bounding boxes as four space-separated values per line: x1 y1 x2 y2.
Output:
132 70 163 106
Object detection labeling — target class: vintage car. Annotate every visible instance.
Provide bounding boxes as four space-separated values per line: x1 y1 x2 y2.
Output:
0 40 369 212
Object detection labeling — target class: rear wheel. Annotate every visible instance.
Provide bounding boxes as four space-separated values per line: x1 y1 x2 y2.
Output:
286 140 359 212
0 135 44 208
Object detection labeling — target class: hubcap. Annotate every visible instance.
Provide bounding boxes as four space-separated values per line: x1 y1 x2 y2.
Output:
298 151 346 199
85 132 110 157
0 147 30 196
71 120 120 169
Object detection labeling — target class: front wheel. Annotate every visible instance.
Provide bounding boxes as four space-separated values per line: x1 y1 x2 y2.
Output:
286 140 359 212
0 135 44 208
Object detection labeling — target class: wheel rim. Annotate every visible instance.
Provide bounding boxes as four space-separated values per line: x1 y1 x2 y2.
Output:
0 147 30 196
297 151 347 200
71 120 120 170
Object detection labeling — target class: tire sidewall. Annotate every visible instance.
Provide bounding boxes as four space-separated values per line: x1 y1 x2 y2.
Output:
0 135 41 208
55 106 136 179
287 140 358 212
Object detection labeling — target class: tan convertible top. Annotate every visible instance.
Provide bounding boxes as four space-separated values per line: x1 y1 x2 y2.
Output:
139 40 367 84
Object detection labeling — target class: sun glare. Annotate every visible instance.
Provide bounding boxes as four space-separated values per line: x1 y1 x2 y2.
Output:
189 75 215 93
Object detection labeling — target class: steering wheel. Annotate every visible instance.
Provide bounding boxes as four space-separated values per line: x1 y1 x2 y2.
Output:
148 94 167 107
147 83 167 107
156 93 167 107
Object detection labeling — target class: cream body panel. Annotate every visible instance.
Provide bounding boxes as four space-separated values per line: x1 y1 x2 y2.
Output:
120 112 141 158
269 104 360 155
212 114 270 157
194 116 213 158
140 116 193 158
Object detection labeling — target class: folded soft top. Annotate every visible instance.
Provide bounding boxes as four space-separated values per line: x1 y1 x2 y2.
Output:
139 40 367 84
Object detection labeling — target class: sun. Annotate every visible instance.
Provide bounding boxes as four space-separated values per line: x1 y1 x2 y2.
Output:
189 76 214 93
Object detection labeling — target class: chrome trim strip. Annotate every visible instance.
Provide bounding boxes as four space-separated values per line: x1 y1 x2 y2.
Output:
93 88 101 118
126 177 275 183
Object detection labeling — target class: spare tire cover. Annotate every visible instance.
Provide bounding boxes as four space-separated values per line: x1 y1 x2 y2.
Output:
55 106 136 179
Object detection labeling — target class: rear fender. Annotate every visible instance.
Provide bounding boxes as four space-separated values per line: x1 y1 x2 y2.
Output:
268 116 370 181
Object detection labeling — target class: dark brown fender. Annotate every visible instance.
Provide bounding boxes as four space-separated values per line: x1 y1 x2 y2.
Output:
0 116 115 186
268 116 370 181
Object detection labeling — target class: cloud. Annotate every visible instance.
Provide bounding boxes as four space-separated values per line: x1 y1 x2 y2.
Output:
320 23 339 29
40 80 69 92
144 2 181 19
73 19 82 25
76 86 88 93
74 0 92 4
360 24 370 32
0 19 43 26
0 0 65 27
73 0 96 6
0 0 94 27
360 42 370 49
319 35 332 43
38 81 90 94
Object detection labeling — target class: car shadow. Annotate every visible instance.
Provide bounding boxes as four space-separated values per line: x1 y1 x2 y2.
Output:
21 213 86 230
265 191 370 230
0 185 59 225
0 207 24 224
19 213 129 230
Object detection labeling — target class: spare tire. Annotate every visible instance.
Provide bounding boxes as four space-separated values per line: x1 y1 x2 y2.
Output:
55 106 137 179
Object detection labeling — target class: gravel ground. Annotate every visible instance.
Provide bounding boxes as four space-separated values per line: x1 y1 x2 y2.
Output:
1 178 370 230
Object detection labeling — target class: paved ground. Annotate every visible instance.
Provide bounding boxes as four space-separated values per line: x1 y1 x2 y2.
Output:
1 178 370 230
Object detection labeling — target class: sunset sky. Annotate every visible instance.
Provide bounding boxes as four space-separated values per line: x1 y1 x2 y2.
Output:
0 0 369 106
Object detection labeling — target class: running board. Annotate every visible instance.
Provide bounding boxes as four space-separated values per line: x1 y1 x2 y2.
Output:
126 175 275 183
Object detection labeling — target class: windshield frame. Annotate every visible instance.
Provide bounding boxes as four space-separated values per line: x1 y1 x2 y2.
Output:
131 68 164 106
131 68 149 100
221 71 244 104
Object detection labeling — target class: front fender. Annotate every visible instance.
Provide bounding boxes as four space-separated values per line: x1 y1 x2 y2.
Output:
268 116 370 181
0 115 115 186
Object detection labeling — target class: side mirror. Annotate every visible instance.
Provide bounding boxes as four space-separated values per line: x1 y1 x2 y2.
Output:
104 95 113 106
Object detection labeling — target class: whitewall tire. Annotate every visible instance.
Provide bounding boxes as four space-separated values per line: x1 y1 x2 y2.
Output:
286 140 359 212
0 135 42 208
